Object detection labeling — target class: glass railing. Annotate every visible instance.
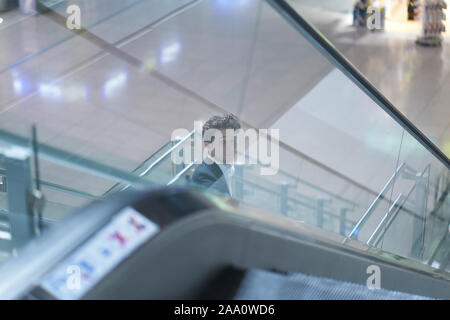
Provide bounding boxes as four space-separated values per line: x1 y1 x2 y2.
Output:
104 135 187 195
116 130 361 235
371 172 450 266
0 126 155 260
0 126 360 263
424 184 450 269
268 0 450 260
0 0 448 274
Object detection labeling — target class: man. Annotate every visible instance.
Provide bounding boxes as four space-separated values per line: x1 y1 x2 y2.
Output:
191 114 241 197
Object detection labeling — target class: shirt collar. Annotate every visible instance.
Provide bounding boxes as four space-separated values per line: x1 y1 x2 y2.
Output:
207 156 234 176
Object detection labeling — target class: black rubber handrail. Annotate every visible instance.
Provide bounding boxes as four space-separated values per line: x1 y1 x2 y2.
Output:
266 0 450 170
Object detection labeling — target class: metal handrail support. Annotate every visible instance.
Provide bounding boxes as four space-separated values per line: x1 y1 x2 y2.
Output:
427 223 449 266
373 197 408 248
370 164 432 248
399 164 430 215
168 163 195 186
343 162 406 243
110 131 195 193
367 194 404 246
140 130 195 177
411 164 431 260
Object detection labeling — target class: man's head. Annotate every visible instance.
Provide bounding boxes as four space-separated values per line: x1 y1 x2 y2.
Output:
202 114 241 164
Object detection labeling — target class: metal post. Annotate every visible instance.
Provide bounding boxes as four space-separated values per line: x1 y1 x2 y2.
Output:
412 173 428 259
317 199 324 228
340 208 348 236
234 165 244 201
0 171 6 193
345 162 406 242
2 146 35 250
280 182 289 216
175 145 185 177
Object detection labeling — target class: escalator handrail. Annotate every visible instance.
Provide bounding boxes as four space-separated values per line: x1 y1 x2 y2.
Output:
140 130 195 177
128 140 176 176
0 128 148 187
102 138 180 195
266 0 450 170
39 180 100 201
103 130 196 194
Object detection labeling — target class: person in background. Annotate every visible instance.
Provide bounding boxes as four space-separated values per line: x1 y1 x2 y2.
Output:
408 0 417 21
191 114 241 197
354 0 369 28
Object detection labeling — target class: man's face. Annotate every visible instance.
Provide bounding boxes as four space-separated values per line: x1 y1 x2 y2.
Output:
205 129 237 164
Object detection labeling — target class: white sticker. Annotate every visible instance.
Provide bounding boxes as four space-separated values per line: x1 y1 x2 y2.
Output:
41 207 159 299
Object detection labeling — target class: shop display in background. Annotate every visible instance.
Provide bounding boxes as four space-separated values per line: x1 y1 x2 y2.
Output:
417 0 447 46
369 1 386 31
408 0 421 20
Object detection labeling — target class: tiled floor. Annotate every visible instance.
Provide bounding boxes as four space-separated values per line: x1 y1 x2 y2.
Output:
289 0 450 156
0 0 448 218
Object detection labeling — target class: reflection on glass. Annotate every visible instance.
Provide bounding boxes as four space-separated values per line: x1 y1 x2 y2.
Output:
39 83 62 99
65 85 88 101
159 42 181 65
12 71 30 96
0 0 447 275
102 72 128 97
215 0 251 9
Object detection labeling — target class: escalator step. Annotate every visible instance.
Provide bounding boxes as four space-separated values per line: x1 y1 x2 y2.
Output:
233 269 433 300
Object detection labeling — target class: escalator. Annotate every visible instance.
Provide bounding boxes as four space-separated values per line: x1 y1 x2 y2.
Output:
0 186 449 300
0 0 448 299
